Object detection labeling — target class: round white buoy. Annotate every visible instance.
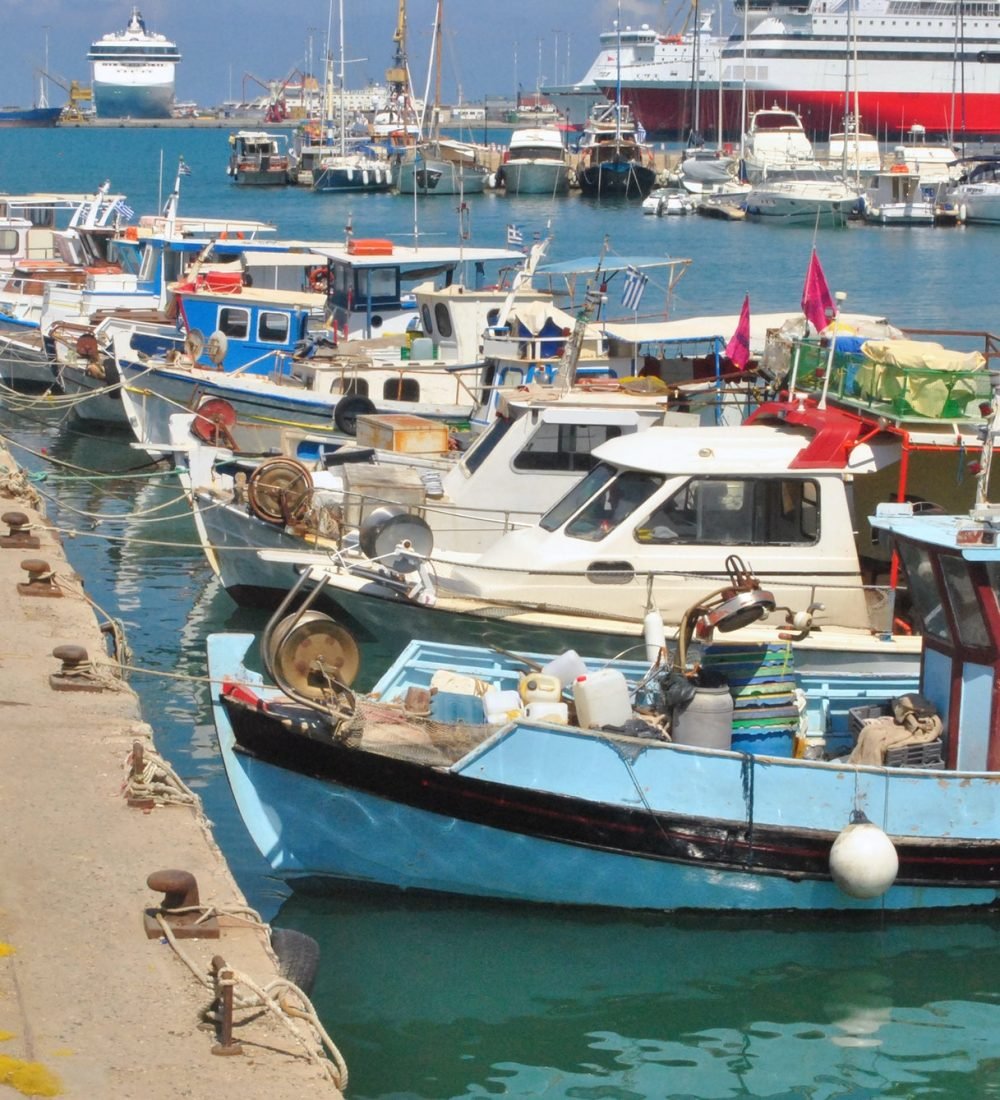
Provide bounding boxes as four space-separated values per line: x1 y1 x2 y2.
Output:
362 169 369 185
829 819 899 899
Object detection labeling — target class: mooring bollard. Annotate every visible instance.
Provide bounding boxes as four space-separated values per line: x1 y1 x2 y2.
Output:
210 956 244 1057
144 869 220 939
0 511 39 550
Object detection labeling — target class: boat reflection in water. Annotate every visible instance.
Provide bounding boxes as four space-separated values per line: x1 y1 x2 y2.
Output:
277 889 1000 1098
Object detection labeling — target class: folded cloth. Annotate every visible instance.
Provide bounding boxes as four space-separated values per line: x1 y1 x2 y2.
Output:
848 703 943 766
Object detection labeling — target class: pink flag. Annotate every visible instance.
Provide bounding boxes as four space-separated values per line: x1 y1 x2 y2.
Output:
801 248 836 333
724 294 751 370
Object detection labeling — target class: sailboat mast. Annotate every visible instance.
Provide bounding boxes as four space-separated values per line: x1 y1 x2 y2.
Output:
692 0 702 143
615 0 622 141
338 0 346 156
433 0 443 141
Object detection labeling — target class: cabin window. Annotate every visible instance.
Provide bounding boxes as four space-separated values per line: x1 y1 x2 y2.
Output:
421 304 433 334
564 470 665 542
332 263 351 303
513 423 623 473
383 377 419 401
633 477 820 545
218 307 249 339
541 462 618 533
434 303 454 339
0 230 18 255
337 379 370 398
939 554 991 650
357 267 397 304
257 311 290 343
896 542 952 644
462 415 514 475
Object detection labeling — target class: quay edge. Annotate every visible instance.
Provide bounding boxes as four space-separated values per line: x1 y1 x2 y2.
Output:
0 445 344 1097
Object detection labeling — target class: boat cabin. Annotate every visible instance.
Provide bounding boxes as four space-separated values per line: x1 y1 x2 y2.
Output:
872 501 1000 771
311 240 528 340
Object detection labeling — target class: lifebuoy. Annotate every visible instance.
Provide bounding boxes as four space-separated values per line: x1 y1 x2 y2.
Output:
333 393 377 436
309 266 329 292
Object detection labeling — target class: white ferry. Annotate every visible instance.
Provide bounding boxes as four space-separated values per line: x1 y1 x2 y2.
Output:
87 7 181 120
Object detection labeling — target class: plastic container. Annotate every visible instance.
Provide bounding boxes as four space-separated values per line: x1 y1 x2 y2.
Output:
541 649 588 689
671 685 734 750
572 669 633 730
410 336 434 360
518 672 562 704
483 688 523 725
525 700 569 724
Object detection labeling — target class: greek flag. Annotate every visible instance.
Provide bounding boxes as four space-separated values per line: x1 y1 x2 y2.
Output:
636 121 647 144
506 223 523 245
178 158 192 176
621 265 648 312
113 199 135 221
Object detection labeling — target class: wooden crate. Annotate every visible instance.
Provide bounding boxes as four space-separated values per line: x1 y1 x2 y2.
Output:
356 414 450 454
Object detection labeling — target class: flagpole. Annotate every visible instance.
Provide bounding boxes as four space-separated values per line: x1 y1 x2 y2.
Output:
818 290 846 410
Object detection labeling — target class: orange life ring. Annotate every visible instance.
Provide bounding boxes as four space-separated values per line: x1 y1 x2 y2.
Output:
889 163 908 173
308 266 329 292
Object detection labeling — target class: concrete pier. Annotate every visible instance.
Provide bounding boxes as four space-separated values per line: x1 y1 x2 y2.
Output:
0 449 344 1097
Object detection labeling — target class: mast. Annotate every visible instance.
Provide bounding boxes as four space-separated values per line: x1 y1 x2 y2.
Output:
338 0 346 156
433 0 443 142
615 0 623 143
691 0 702 145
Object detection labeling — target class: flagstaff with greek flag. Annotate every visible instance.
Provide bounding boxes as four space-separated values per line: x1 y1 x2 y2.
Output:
506 223 524 246
621 265 648 313
112 199 135 221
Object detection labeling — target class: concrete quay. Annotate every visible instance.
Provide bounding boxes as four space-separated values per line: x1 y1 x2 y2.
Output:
0 449 344 1098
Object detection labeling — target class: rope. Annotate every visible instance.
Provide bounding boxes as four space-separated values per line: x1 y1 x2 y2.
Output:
122 743 199 808
152 913 349 1090
0 463 43 508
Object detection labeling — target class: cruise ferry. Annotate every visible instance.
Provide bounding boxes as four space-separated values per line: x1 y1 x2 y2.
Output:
588 0 1000 141
546 16 725 137
88 7 180 119
719 0 1000 140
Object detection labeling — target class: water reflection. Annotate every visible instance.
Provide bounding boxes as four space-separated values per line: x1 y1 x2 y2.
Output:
275 890 1000 1099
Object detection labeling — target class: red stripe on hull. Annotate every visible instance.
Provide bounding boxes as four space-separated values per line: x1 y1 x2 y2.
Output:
605 84 1000 139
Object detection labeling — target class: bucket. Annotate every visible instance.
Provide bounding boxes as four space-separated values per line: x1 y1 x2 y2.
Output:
671 685 734 750
572 668 632 730
519 672 562 704
541 649 587 689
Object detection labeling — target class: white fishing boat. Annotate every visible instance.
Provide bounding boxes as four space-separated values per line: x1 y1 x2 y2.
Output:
863 160 937 226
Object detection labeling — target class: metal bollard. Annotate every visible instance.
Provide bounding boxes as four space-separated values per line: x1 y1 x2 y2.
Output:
50 644 105 693
17 558 61 598
0 511 40 550
210 956 244 1056
144 869 220 939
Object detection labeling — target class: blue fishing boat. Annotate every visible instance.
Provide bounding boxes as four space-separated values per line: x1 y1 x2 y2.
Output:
208 401 1000 913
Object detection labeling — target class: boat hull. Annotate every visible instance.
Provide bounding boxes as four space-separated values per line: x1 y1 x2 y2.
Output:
577 160 657 198
501 161 570 196
92 81 174 120
0 107 62 128
396 158 488 195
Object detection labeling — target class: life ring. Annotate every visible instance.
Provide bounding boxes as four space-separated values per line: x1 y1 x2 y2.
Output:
308 266 329 292
889 163 907 173
893 616 914 636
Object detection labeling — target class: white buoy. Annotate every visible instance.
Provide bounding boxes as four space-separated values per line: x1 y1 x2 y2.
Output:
643 609 666 663
829 816 899 899
362 169 369 185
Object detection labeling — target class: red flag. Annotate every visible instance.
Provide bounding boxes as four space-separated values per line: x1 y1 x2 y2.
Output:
724 294 751 370
801 248 836 333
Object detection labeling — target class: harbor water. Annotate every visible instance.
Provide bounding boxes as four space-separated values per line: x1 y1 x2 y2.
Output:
3 127 1000 1099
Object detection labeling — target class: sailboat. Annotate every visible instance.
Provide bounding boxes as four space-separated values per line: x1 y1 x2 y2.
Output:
311 0 394 193
575 0 657 198
395 0 489 196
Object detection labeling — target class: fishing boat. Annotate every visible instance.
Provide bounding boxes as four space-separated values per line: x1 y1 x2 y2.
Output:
395 1 489 196
495 127 571 196
245 325 999 678
88 7 180 120
227 131 290 186
862 160 938 226
209 410 1000 913
575 102 657 198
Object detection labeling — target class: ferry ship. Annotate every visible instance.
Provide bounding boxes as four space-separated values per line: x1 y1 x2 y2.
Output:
591 0 1000 140
545 16 725 136
88 7 180 119
719 0 1000 140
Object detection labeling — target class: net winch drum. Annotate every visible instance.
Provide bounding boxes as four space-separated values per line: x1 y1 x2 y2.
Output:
358 506 433 572
263 609 361 701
